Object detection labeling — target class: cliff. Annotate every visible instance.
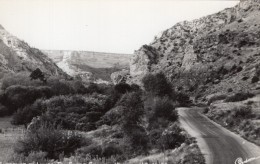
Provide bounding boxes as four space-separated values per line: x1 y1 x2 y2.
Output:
130 0 260 96
0 25 68 79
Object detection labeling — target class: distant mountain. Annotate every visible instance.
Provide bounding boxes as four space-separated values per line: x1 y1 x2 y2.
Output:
129 0 260 97
0 25 68 79
43 50 131 83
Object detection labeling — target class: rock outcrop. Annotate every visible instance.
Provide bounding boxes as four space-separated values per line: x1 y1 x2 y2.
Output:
43 50 131 83
0 25 67 78
130 0 260 95
111 69 130 84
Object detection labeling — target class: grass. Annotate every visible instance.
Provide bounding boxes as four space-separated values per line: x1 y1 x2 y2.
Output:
0 117 25 162
127 143 205 164
205 95 260 145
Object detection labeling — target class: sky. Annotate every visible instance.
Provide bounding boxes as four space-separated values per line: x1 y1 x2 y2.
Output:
0 0 239 54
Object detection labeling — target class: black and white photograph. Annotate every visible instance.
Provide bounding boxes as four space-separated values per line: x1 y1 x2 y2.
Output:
0 0 259 163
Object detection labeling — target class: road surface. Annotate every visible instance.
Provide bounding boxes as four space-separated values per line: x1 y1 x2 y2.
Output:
178 107 260 164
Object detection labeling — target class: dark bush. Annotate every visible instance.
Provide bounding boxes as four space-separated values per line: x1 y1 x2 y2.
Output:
251 76 259 83
176 92 192 107
15 124 86 159
147 97 178 129
1 73 42 90
207 94 227 105
114 83 132 94
227 88 233 92
2 85 53 114
30 68 46 83
158 124 186 150
231 106 252 118
202 107 209 114
12 105 42 126
102 143 123 158
117 92 149 153
149 128 163 146
48 79 75 95
101 106 124 126
142 72 173 97
225 92 255 102
76 144 102 158
0 103 8 117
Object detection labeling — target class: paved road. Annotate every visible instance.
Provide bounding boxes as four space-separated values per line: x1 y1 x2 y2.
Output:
178 107 260 164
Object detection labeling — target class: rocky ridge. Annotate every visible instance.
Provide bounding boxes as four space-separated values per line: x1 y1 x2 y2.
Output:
129 0 260 97
0 25 67 79
43 50 131 83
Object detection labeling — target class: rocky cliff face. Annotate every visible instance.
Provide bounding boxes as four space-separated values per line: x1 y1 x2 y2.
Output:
0 25 67 78
43 50 131 83
130 0 260 95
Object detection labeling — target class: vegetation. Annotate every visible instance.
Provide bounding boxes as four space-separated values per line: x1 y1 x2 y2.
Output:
224 92 254 102
1 70 204 163
206 105 260 145
142 72 172 97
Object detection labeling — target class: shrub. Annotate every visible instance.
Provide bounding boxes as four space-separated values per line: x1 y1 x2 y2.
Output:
147 97 178 129
30 68 46 83
207 94 227 105
231 106 252 118
2 85 53 114
114 83 132 94
225 92 254 102
12 105 42 126
101 143 123 158
176 92 192 107
14 124 86 159
48 79 75 95
1 73 42 90
251 76 259 83
76 144 102 158
0 103 8 117
142 72 173 97
9 151 48 163
202 107 209 114
158 124 186 150
24 95 105 131
101 106 124 126
117 92 149 153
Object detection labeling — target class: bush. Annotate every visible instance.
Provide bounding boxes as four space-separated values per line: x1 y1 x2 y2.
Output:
9 151 48 163
142 72 173 97
101 143 123 158
2 85 53 114
207 94 227 105
14 124 86 159
12 105 42 126
117 92 149 153
231 106 252 118
251 76 259 83
76 144 102 158
48 79 75 95
1 73 42 90
225 92 254 102
0 103 8 117
202 107 209 114
114 83 132 94
101 106 124 126
21 95 105 131
158 124 186 150
147 97 178 129
176 92 192 107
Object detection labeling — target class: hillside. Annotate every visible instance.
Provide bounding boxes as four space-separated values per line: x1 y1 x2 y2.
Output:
129 0 260 99
43 50 131 83
0 25 67 80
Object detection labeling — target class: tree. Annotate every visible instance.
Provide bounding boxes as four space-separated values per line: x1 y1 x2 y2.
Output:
30 68 46 83
117 92 149 153
142 72 172 97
